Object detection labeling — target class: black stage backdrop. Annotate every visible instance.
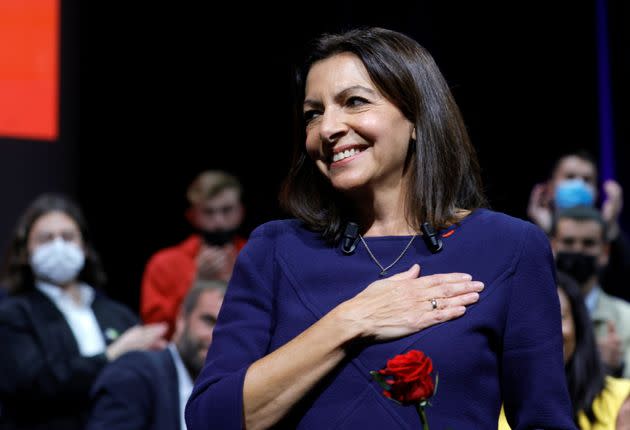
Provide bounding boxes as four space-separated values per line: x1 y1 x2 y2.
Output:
2 1 627 313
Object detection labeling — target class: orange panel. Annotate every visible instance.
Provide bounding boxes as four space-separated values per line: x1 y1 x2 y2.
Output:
0 0 59 141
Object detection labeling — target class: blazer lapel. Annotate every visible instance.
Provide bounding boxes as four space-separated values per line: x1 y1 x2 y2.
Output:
92 294 138 346
27 289 80 356
158 348 181 430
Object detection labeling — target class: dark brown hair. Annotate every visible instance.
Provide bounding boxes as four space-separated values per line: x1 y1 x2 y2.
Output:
280 27 486 243
181 279 227 316
552 150 598 178
1 193 107 294
551 205 607 243
556 271 605 425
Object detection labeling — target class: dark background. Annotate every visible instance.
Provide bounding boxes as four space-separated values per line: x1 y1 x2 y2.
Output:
1 0 628 312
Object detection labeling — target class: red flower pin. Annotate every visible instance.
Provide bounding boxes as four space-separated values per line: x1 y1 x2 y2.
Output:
371 350 438 430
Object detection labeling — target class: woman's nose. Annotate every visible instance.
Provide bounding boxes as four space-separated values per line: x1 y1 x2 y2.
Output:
318 107 349 144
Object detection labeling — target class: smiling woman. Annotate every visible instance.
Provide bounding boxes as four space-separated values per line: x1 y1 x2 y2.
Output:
185 27 577 430
303 53 415 201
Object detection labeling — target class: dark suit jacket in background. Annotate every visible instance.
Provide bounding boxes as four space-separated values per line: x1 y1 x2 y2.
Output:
0 288 138 430
88 348 180 430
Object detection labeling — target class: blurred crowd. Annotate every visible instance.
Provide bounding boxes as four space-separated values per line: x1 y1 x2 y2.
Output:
0 171 243 429
0 156 629 429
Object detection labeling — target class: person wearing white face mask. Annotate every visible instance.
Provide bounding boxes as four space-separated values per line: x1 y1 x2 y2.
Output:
0 194 168 430
30 237 86 286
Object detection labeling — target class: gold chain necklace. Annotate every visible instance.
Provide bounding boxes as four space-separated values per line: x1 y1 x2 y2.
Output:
359 234 418 276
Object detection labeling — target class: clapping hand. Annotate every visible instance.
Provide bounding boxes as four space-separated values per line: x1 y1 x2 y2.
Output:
602 179 624 240
527 182 553 233
105 322 168 361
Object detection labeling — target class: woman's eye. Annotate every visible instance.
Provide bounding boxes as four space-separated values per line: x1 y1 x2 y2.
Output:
303 110 320 125
62 232 79 242
347 96 368 107
36 233 54 244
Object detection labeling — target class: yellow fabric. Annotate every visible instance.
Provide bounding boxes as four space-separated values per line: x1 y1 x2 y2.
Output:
498 376 630 430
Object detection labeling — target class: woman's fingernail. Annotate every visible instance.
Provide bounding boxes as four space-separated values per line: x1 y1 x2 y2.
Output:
472 281 484 290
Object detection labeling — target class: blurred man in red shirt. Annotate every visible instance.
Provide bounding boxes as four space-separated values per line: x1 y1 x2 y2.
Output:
141 171 246 337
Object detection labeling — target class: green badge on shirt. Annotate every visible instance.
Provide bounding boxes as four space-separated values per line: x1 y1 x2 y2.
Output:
104 328 119 341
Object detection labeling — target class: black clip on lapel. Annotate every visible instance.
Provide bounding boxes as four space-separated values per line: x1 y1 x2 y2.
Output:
341 222 360 255
421 222 443 254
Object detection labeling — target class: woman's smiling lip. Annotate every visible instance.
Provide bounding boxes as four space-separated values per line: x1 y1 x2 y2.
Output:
330 146 369 168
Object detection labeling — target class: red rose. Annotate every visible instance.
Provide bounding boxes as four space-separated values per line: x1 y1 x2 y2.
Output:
371 350 438 429
377 350 435 404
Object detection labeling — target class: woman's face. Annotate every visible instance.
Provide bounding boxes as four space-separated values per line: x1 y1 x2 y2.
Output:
27 211 84 256
303 52 415 195
558 288 576 364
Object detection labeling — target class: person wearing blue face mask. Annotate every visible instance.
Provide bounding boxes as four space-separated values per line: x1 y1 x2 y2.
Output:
0 194 168 430
528 151 630 302
528 152 622 235
555 178 596 210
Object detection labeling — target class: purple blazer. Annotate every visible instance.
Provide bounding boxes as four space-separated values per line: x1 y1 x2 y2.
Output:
186 209 577 429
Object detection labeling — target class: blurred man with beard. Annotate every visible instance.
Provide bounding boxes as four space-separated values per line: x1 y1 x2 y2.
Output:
88 281 226 430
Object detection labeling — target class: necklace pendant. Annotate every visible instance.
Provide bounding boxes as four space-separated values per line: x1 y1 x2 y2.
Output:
360 233 418 278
